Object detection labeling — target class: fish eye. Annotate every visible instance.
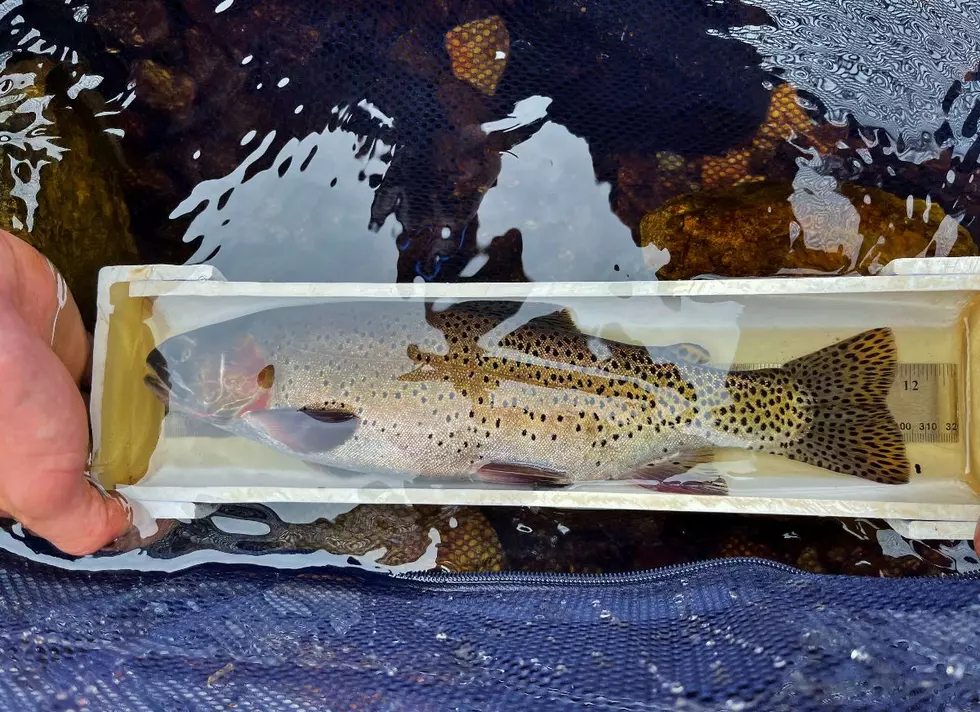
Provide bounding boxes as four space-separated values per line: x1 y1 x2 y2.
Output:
256 364 275 389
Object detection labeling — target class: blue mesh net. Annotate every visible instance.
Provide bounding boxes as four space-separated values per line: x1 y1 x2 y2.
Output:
0 551 978 711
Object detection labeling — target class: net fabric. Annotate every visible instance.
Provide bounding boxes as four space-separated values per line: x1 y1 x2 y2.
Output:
0 553 978 711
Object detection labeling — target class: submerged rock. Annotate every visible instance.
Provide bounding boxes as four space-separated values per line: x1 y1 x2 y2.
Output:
283 504 505 573
639 180 978 280
127 503 506 573
0 58 138 324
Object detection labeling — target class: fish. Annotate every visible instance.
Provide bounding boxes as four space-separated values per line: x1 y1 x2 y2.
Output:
143 300 911 494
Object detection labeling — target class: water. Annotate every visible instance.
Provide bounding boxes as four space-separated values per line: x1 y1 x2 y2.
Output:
0 0 978 574
100 289 976 505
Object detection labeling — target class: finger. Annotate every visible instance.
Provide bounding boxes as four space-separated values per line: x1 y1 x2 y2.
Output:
0 231 88 385
18 484 131 557
102 517 177 553
81 330 94 391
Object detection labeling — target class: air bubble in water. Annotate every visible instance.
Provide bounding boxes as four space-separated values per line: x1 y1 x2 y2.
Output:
516 523 532 533
726 700 747 711
773 658 787 669
851 648 870 662
946 663 965 679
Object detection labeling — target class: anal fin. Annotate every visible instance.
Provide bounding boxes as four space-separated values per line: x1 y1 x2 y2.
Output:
475 462 571 488
629 449 728 496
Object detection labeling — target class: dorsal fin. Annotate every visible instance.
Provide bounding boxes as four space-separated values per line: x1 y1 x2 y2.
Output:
426 301 579 338
655 342 712 365
524 308 579 333
425 300 520 337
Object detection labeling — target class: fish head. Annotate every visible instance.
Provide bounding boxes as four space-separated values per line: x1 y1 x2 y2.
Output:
144 322 276 422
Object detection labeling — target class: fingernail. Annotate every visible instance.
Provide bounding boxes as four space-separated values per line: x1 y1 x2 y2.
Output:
106 490 155 537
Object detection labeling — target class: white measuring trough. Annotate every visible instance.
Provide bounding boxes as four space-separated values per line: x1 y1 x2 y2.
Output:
89 259 980 540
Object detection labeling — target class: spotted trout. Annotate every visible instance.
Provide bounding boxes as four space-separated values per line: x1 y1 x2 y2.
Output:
144 300 910 493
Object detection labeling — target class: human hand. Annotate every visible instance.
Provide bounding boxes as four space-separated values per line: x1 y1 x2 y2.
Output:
0 229 132 556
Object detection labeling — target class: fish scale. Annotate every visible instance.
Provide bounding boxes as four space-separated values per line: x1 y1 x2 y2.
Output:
145 300 912 493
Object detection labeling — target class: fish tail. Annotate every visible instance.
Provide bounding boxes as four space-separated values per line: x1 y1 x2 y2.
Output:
775 328 910 484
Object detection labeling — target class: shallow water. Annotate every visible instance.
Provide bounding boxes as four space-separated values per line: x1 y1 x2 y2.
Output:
1 0 979 575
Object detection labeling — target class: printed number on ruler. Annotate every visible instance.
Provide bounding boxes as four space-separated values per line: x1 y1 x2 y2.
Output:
889 363 959 443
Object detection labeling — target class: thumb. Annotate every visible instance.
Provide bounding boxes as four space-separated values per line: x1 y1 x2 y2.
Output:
18 484 132 557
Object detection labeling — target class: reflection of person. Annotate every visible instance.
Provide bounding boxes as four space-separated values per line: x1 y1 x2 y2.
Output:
0 230 132 555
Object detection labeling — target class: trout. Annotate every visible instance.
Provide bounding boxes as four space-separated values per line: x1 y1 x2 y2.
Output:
144 300 911 493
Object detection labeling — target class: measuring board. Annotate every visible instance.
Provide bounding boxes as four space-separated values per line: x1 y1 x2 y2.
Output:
164 363 961 445
732 362 960 444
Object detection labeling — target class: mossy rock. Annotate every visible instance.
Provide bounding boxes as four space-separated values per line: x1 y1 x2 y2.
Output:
0 59 139 327
640 180 978 280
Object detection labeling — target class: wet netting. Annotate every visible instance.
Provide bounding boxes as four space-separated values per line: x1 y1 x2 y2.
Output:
0 552 977 711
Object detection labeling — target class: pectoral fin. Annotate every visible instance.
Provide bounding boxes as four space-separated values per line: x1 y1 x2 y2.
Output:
630 449 728 496
243 408 359 454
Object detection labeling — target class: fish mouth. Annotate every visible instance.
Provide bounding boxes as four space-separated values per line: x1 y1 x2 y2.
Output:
144 349 172 406
144 348 198 411
146 348 170 381
143 372 171 406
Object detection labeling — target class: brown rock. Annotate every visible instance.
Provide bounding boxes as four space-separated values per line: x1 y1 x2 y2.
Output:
445 16 510 97
182 28 248 103
436 506 505 573
89 0 170 49
133 60 196 113
283 504 505 572
701 83 846 190
613 152 702 231
718 527 779 562
795 546 826 574
639 180 978 280
0 60 139 325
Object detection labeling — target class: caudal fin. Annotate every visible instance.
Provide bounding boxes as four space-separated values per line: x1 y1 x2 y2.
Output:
777 328 910 484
